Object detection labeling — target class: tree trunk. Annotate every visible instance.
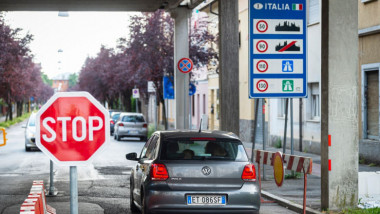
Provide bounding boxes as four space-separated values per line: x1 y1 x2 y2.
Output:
122 90 132 112
7 103 13 121
16 101 23 117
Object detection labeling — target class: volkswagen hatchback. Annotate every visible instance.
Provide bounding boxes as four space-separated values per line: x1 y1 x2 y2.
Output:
126 130 260 214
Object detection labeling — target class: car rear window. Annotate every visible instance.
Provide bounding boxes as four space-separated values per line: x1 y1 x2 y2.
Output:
112 113 121 121
122 115 145 122
160 139 248 162
28 115 36 127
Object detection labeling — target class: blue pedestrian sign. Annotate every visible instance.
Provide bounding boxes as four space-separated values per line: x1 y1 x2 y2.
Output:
249 0 307 98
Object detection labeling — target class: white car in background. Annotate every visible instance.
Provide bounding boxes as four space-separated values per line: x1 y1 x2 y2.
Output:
114 113 148 142
23 113 38 151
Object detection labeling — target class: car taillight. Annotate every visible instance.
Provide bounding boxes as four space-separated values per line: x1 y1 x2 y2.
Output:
118 123 124 127
151 163 169 181
143 123 147 128
242 164 256 182
110 120 115 125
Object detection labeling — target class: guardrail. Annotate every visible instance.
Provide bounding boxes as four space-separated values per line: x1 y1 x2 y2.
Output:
20 180 56 214
254 150 312 214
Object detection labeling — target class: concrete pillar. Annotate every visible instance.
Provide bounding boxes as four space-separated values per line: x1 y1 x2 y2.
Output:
218 0 240 136
321 0 359 210
172 7 191 130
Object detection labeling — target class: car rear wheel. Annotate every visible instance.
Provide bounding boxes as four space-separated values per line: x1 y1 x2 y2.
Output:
140 136 147 142
141 193 149 214
130 179 139 212
116 134 121 141
25 145 31 152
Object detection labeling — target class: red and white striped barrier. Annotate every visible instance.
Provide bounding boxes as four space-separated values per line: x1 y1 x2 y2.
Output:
254 149 313 214
254 149 312 174
20 180 56 214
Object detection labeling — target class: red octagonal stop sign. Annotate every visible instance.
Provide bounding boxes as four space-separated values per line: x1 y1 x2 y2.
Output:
36 92 110 166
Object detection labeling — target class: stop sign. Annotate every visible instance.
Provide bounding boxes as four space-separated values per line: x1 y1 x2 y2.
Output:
36 92 110 166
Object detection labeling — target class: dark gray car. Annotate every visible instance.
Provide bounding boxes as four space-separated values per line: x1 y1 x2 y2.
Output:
126 130 260 214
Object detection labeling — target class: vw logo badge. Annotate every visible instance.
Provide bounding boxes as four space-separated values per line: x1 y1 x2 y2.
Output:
202 166 211 176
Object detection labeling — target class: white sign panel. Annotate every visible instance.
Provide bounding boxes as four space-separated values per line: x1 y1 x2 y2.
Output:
253 79 304 94
132 89 140 99
253 19 304 35
148 81 156 92
253 59 303 74
253 39 303 55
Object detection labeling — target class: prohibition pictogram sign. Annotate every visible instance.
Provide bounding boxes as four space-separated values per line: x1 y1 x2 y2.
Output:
256 40 268 53
256 20 268 33
256 80 268 92
177 58 193 74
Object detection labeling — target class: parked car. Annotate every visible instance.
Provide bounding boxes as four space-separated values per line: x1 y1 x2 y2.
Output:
114 113 148 141
110 111 121 135
23 113 38 151
126 130 260 214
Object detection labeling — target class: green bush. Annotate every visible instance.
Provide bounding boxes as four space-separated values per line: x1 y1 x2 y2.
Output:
274 138 282 148
339 207 380 214
0 112 32 128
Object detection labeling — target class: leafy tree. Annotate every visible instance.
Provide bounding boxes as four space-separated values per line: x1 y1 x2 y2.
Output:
41 72 52 86
68 73 78 88
77 10 217 129
0 13 53 120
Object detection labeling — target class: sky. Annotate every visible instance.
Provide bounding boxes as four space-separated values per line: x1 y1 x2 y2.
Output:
4 12 136 78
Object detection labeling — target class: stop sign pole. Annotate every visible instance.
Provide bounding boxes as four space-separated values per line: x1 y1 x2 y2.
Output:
36 92 110 214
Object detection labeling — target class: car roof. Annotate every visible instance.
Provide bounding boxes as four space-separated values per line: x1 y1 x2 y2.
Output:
156 130 240 141
119 112 144 116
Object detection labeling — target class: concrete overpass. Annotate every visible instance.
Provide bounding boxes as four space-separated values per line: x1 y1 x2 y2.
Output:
0 0 360 211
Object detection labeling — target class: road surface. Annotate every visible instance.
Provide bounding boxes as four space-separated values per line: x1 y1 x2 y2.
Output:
0 120 296 214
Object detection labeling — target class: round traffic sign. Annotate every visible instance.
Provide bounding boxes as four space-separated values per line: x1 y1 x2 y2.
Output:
256 60 269 72
177 58 193 74
273 152 284 187
36 92 110 166
189 83 196 96
256 80 268 92
256 40 268 53
256 20 268 33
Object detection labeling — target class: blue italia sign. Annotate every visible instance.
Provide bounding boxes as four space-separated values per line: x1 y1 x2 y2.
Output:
249 0 307 98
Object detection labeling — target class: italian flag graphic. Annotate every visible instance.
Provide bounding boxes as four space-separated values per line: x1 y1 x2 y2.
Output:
292 4 303 10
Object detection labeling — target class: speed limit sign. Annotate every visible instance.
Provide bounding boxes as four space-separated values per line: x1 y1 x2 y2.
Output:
256 20 268 33
256 80 268 92
256 40 268 53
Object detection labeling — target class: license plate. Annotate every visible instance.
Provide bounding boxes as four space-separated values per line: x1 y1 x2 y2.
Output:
187 195 226 205
129 130 138 134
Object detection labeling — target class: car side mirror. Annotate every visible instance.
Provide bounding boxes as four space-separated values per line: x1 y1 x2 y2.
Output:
126 152 139 161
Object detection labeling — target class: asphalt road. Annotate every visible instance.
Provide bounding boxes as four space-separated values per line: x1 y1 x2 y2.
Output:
0 120 296 214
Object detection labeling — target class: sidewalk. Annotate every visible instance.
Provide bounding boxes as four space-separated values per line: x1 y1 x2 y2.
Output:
243 142 380 212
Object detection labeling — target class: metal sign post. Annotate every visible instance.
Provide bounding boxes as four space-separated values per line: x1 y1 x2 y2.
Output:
262 99 266 180
70 166 78 214
48 160 56 196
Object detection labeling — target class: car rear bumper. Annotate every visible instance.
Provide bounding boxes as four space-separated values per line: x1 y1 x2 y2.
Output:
25 138 38 148
144 182 260 214
118 129 147 137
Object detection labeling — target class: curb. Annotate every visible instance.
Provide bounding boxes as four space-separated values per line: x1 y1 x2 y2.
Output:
261 190 321 214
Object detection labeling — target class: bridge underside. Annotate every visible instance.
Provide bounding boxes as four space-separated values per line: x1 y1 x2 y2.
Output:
0 0 202 11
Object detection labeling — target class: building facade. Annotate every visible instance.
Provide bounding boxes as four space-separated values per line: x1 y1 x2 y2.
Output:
268 0 321 154
358 0 380 163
